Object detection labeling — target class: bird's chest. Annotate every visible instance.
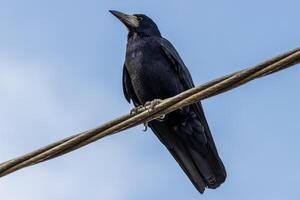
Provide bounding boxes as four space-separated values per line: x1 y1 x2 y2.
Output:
126 41 164 84
124 39 179 102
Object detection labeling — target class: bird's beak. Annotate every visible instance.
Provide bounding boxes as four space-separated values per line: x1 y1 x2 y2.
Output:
109 10 139 30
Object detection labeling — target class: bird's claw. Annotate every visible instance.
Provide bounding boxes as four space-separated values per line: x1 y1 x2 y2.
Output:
144 99 166 122
130 105 145 115
158 114 166 121
130 99 164 115
130 99 165 131
143 121 148 132
144 99 163 112
145 99 165 121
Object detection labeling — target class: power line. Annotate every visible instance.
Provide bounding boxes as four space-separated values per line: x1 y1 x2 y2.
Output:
0 47 299 178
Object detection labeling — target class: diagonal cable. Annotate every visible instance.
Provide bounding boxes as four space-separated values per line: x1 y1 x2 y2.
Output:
0 48 299 178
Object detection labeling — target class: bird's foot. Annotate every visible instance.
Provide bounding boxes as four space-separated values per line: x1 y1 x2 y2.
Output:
130 105 146 115
130 106 150 131
144 99 165 120
130 99 165 132
144 99 163 111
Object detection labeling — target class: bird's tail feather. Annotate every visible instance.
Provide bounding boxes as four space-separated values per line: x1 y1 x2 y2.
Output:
149 119 226 193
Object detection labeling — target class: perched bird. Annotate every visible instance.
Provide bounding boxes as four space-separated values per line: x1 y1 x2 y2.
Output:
110 10 226 193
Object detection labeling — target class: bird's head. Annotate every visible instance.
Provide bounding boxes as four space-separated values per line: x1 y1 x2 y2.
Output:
110 10 161 38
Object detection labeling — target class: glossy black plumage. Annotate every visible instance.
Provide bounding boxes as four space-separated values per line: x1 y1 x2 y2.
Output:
111 10 226 193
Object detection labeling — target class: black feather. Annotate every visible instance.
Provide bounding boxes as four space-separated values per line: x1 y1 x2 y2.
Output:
116 11 226 192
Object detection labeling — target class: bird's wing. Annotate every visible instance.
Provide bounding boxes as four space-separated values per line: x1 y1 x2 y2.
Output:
123 58 207 192
156 37 226 188
158 37 195 89
122 64 140 106
158 37 220 151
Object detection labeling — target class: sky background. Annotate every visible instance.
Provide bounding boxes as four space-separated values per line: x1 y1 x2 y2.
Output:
0 0 300 199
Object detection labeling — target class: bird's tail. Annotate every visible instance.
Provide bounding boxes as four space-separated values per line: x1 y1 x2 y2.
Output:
149 112 226 193
203 141 227 188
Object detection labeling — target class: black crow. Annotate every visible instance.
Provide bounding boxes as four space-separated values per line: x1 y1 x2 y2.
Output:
110 10 226 193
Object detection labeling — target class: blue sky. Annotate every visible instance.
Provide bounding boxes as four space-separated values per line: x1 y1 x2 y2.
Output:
0 0 300 199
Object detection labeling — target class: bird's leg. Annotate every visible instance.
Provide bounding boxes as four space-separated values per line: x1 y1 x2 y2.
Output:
130 99 165 131
144 99 165 120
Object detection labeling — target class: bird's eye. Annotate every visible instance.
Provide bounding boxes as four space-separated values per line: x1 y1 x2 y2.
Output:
137 16 143 21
